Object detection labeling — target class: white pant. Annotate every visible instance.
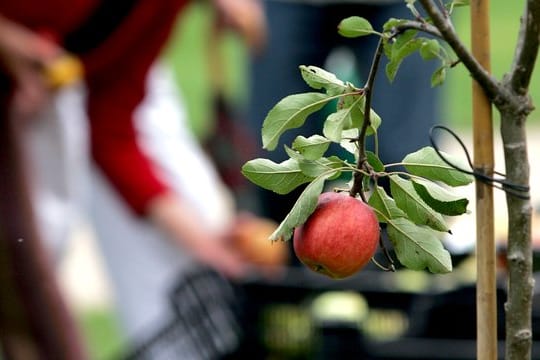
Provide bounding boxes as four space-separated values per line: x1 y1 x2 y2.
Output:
24 82 90 261
26 63 235 352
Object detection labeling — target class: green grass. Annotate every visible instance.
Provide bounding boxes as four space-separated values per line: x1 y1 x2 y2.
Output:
79 309 126 360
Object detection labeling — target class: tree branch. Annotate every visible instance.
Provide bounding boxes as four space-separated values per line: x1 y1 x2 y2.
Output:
417 0 510 109
508 0 540 96
392 20 443 39
350 37 384 199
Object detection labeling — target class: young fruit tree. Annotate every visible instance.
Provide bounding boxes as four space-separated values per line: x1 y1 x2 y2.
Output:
242 1 539 359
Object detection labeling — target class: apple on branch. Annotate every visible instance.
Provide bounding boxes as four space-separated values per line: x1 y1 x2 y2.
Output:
293 192 380 279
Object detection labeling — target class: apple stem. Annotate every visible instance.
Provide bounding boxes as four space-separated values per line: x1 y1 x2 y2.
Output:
371 232 396 272
379 233 396 271
371 256 394 272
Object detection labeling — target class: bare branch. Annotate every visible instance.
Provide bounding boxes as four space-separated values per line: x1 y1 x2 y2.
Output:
392 20 443 39
417 0 505 106
350 37 384 198
508 0 540 95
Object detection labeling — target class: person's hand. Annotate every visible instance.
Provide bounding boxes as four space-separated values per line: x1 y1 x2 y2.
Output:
212 0 267 52
189 231 249 279
227 212 289 278
147 192 249 279
0 16 63 117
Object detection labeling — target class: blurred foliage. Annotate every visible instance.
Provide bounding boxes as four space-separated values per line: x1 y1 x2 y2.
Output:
164 0 539 141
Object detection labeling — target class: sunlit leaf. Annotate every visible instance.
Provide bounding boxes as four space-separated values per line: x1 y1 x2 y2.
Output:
368 185 406 222
402 146 474 186
419 39 441 60
339 128 359 156
292 135 331 160
241 158 313 194
412 178 469 216
285 146 346 178
262 92 332 150
383 18 410 33
431 66 447 87
338 16 375 38
270 174 331 241
366 151 385 172
300 65 349 96
386 37 423 82
387 217 452 273
323 97 363 142
390 175 450 232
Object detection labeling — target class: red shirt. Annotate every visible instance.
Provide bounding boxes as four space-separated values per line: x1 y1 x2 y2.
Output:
1 0 189 215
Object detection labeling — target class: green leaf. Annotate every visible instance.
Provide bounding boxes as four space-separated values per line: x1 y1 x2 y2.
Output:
300 157 344 179
431 66 446 87
412 178 469 216
368 185 406 222
383 28 417 60
262 92 332 150
338 16 375 38
386 37 423 82
393 29 418 50
402 146 474 186
383 18 409 33
299 65 349 96
366 151 385 172
419 39 440 60
354 107 382 136
390 175 449 232
270 174 330 241
346 95 382 133
447 0 470 13
286 147 346 178
285 146 345 178
323 97 363 142
383 38 393 59
339 128 359 156
292 135 331 160
241 158 313 194
387 217 452 273
322 94 381 144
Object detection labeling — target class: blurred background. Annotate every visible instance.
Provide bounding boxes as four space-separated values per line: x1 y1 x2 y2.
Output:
54 1 540 359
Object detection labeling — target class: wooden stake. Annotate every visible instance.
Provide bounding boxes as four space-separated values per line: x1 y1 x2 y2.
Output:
470 1 497 359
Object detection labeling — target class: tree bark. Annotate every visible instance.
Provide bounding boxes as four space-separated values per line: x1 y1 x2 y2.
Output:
500 110 533 360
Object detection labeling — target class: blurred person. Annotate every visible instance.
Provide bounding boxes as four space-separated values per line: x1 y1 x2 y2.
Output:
248 1 442 222
0 0 268 358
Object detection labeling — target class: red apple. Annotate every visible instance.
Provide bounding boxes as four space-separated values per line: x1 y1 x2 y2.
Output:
293 192 380 279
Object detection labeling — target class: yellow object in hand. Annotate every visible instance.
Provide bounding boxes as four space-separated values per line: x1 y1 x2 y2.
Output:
43 54 83 89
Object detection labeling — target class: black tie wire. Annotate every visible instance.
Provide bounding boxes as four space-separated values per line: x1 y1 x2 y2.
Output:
429 125 530 200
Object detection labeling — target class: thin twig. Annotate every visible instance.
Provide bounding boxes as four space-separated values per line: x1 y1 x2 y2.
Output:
392 20 443 39
507 0 540 96
417 0 513 110
350 37 385 198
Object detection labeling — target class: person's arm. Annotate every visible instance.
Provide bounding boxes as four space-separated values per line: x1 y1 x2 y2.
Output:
0 14 61 116
148 192 247 278
84 1 248 277
212 0 267 52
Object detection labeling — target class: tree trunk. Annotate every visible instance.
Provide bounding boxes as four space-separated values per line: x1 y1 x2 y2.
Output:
500 110 533 360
